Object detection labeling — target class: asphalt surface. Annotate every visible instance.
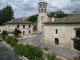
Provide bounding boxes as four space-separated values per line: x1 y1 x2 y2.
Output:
0 42 21 60
23 33 80 59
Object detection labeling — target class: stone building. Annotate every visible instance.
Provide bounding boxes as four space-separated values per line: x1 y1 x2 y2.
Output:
0 18 33 36
37 2 48 33
43 12 80 49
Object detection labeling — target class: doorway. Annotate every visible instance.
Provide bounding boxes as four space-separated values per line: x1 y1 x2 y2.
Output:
55 38 59 45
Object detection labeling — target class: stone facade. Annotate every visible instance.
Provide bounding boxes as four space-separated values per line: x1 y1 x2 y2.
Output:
37 2 48 33
44 20 80 49
44 24 80 49
0 25 5 34
5 24 33 36
0 18 33 36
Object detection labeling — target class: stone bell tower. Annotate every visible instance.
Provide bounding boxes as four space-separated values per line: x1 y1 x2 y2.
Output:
37 2 48 33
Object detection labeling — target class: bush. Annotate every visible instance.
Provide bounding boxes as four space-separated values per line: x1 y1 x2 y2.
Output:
14 28 19 37
33 57 44 60
1 30 8 39
72 38 80 50
4 36 18 47
47 53 57 60
14 44 43 60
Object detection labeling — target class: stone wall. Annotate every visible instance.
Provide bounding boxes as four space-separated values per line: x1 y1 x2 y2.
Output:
44 24 80 49
0 24 33 36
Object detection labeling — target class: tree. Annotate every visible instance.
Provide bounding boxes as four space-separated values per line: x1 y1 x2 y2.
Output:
48 12 55 17
14 28 19 37
1 30 8 39
47 53 57 60
0 5 14 25
55 10 68 18
27 14 38 23
48 10 68 18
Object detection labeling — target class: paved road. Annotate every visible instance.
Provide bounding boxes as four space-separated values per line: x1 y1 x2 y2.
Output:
23 33 80 59
0 42 21 60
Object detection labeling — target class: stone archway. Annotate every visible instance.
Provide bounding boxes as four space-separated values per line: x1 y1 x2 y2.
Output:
55 38 59 45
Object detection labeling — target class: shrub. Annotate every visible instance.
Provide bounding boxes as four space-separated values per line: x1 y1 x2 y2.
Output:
14 44 43 60
47 53 57 60
4 36 18 47
72 38 80 50
14 28 19 37
1 30 8 39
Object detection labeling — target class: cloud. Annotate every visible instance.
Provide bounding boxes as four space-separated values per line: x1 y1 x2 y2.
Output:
0 0 7 9
44 0 80 13
0 0 80 18
9 0 39 11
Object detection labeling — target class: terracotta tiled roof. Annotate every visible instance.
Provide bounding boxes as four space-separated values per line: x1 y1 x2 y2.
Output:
44 14 80 24
5 18 33 24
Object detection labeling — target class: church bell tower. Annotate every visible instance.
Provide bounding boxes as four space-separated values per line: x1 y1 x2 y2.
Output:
37 2 48 33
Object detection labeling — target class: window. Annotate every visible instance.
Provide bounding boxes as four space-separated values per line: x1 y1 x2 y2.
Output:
55 29 58 34
43 4 45 8
17 25 19 28
39 9 40 13
23 25 25 28
44 9 46 13
41 16 44 23
42 9 43 13
23 31 25 35
40 4 41 8
29 25 31 28
29 30 31 34
76 31 80 38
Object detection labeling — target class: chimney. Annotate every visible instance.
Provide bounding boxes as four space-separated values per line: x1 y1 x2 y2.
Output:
73 11 76 15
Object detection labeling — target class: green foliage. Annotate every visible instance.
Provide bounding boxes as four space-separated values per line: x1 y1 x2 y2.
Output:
27 14 38 23
47 53 57 60
48 10 68 18
14 28 19 37
1 30 8 39
14 44 25 55
14 44 43 60
72 38 80 50
74 27 80 31
0 5 14 25
4 36 18 47
48 12 55 17
33 57 45 60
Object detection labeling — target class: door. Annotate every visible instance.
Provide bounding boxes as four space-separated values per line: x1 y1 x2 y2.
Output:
55 38 59 45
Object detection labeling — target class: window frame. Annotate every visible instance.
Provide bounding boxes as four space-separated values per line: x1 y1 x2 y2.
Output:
55 29 58 34
29 30 31 34
17 25 19 28
23 25 25 29
23 31 25 35
29 25 31 28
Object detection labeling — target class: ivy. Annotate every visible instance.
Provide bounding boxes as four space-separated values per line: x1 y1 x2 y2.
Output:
71 38 80 50
74 27 80 31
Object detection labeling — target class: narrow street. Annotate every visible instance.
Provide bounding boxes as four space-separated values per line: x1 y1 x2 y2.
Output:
0 42 21 60
23 33 80 59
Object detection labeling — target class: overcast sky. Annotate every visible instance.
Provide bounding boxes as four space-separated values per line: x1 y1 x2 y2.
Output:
0 0 80 18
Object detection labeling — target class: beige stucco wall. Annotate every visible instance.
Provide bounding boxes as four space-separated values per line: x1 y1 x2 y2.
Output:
0 24 33 36
0 25 5 33
44 24 80 49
